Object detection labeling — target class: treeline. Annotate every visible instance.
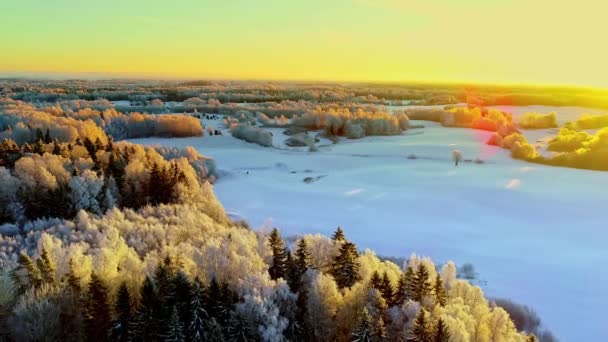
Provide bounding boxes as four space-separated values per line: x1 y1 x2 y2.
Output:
291 106 410 139
0 98 203 145
0 135 215 224
0 219 541 341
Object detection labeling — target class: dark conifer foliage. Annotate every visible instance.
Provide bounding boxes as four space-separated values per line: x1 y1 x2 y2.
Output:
85 272 112 342
411 264 431 303
331 226 345 242
433 274 447 307
408 308 432 342
330 240 362 289
352 308 373 342
110 282 132 342
268 228 288 280
432 318 451 342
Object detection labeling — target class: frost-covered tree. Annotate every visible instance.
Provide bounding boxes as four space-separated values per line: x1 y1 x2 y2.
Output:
352 307 373 342
189 280 206 342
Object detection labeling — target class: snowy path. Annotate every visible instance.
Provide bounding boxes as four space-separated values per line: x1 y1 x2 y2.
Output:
131 110 608 341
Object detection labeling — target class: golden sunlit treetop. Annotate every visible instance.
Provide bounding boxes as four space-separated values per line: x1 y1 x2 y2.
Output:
1 0 607 87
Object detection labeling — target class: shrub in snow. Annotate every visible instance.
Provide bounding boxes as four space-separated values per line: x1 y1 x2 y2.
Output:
230 123 273 147
518 112 557 129
285 132 314 147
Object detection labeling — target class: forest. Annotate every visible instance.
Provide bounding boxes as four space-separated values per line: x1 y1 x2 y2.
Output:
0 79 567 341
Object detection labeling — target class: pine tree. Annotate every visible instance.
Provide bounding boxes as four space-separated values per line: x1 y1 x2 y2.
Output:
205 318 225 342
412 264 431 303
85 272 112 341
35 128 44 142
53 140 61 155
44 128 52 144
352 308 373 342
394 274 408 306
286 250 300 291
294 237 312 274
330 241 361 289
380 272 393 305
372 315 387 342
172 270 193 336
433 274 447 307
433 318 451 342
369 271 382 290
189 280 207 342
131 277 158 341
332 226 345 242
36 247 56 285
149 162 163 205
164 306 185 342
226 311 252 342
67 258 82 297
268 228 288 280
11 252 42 293
408 308 431 342
111 282 132 342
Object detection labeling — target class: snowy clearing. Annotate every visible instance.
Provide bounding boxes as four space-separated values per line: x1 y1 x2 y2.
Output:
131 106 608 341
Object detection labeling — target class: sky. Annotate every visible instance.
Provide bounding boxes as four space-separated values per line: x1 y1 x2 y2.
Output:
1 0 607 87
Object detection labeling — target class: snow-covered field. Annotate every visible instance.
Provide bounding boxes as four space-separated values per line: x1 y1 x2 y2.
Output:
131 106 608 341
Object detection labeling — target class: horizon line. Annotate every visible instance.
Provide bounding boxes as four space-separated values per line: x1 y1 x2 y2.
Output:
0 70 606 91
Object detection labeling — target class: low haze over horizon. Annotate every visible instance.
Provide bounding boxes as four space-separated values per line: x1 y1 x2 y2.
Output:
2 0 607 87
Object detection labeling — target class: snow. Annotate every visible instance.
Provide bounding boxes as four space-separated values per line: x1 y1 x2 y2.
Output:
130 108 608 341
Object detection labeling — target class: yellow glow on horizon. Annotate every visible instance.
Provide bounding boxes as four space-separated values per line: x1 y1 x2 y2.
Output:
1 0 607 88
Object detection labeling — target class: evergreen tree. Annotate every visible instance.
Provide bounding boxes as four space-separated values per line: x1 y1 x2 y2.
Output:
408 308 431 342
352 308 373 342
394 274 408 306
411 264 431 303
226 311 253 342
189 280 207 342
287 237 312 292
205 318 225 342
286 250 300 291
268 228 288 280
85 272 112 341
67 258 82 297
164 306 185 342
172 271 193 331
149 162 163 205
35 128 44 142
433 274 447 307
11 252 41 293
372 316 387 342
332 226 346 242
380 272 393 305
36 247 56 285
433 318 451 342
294 237 312 274
330 241 361 289
403 266 416 302
44 128 52 143
110 282 132 342
131 277 158 341
369 271 382 290
53 140 61 155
